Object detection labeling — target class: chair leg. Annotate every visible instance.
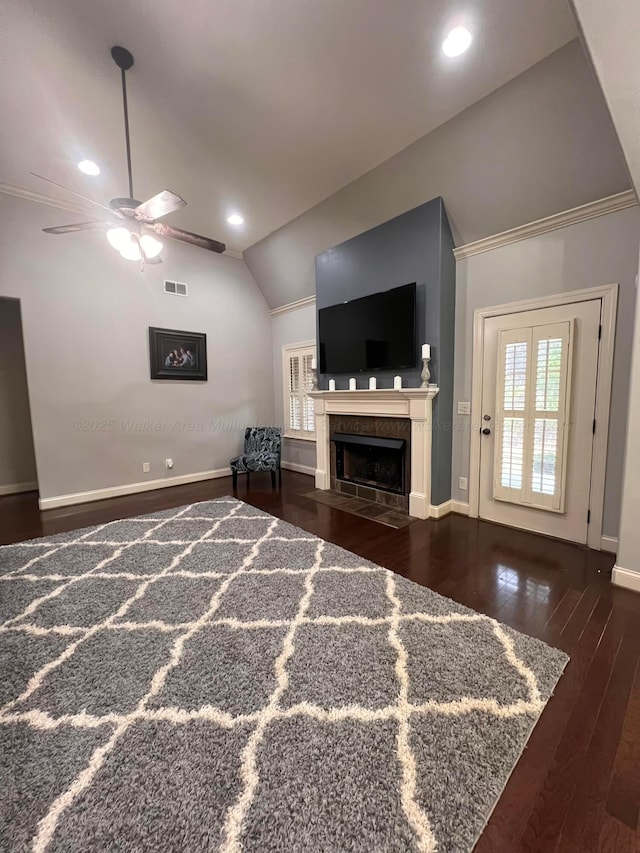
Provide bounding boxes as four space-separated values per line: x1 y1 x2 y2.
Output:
270 469 276 489
232 470 237 489
246 471 250 487
278 466 282 486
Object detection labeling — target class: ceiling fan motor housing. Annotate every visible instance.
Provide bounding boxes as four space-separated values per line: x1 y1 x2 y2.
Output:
110 198 142 214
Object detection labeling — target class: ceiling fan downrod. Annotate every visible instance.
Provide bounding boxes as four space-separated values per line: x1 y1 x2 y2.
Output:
111 46 135 199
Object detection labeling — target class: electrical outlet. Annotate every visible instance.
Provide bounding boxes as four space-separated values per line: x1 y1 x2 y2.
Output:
165 458 174 470
458 476 468 491
457 402 471 415
142 462 150 473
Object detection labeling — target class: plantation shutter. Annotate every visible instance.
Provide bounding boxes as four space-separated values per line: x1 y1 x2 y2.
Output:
301 353 315 433
283 343 316 439
493 320 574 512
289 356 301 430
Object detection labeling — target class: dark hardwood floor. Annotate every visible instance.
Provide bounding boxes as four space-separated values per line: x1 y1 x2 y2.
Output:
1 471 639 852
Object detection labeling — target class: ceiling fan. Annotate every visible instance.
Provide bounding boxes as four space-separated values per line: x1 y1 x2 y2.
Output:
35 45 225 267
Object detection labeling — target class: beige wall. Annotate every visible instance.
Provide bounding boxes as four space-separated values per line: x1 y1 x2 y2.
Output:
0 297 37 491
244 41 630 309
614 241 640 584
572 1 640 586
0 194 274 502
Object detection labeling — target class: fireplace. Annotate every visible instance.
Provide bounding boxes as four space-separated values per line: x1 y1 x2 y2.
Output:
311 388 439 519
328 415 411 511
332 433 406 495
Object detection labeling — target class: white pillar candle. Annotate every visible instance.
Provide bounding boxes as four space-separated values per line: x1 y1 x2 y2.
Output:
369 377 377 390
311 357 317 370
394 375 402 390
349 378 357 391
422 343 430 360
328 379 336 391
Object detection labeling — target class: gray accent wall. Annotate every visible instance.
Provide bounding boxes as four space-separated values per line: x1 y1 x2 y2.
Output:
0 194 274 502
271 303 317 473
244 40 631 310
315 198 455 505
0 297 37 490
452 206 640 538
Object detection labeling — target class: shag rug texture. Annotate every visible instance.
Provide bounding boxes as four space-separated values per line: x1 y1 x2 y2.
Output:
0 497 568 853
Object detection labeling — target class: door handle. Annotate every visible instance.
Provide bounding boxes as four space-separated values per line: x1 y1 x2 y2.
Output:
481 428 491 435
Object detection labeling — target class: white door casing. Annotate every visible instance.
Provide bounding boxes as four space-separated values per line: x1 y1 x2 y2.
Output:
468 285 618 549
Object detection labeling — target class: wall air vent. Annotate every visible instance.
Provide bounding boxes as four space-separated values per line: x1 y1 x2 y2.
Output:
164 280 188 297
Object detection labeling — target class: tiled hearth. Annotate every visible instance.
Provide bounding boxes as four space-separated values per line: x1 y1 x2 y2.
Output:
309 387 439 520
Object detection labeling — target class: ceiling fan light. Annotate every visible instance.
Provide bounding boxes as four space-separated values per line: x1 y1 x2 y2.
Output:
106 227 132 251
119 237 142 261
139 233 163 258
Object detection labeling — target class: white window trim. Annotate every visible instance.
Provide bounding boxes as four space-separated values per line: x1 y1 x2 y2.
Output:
282 340 316 442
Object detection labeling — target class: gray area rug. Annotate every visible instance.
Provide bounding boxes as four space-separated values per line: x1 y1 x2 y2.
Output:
0 497 568 852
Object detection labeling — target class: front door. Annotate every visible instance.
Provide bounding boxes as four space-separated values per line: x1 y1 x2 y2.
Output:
478 298 601 544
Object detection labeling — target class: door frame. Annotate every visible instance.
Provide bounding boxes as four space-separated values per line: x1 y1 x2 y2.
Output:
468 283 618 551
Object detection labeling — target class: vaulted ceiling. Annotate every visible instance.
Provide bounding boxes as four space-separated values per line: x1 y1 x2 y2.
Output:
572 0 640 196
1 0 578 253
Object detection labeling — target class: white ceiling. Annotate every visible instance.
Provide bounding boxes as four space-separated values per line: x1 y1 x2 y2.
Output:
1 0 577 252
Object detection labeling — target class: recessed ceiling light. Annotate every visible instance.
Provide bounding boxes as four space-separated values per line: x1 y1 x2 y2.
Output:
442 26 472 58
78 159 100 176
227 213 244 226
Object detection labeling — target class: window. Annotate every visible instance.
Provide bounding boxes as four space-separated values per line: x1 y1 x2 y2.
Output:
493 321 574 512
282 341 316 440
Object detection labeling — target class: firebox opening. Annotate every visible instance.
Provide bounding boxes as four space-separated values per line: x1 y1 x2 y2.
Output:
331 432 406 495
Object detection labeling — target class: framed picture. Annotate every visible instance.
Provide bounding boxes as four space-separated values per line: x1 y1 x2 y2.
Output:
149 327 207 381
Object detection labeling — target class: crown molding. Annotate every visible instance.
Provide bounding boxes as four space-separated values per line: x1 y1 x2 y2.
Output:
269 294 316 317
224 248 244 260
453 189 638 260
0 181 92 217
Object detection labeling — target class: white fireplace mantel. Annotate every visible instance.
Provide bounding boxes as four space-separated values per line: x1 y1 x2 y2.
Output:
309 387 439 520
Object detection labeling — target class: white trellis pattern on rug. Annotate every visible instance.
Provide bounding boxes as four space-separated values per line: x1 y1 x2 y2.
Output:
0 498 567 853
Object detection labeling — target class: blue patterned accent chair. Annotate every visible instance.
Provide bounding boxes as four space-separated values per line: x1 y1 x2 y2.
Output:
230 427 282 489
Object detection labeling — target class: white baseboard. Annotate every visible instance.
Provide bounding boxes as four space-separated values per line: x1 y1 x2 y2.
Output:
281 461 315 477
429 500 452 519
600 535 618 554
39 468 231 511
0 480 38 497
429 499 470 519
612 565 640 593
450 500 470 516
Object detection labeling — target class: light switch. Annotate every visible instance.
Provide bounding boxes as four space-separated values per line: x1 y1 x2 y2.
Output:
457 402 471 415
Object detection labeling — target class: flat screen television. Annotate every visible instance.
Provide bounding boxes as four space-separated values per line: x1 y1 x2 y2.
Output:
319 282 417 374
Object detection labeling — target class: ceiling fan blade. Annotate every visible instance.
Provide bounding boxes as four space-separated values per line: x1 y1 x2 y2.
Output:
150 222 226 254
31 173 119 217
135 190 186 222
43 221 109 235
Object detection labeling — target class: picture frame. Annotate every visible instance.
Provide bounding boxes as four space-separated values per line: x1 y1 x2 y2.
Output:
149 327 207 381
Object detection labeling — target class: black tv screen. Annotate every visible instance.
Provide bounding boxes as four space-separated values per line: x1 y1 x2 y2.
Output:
319 282 417 374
